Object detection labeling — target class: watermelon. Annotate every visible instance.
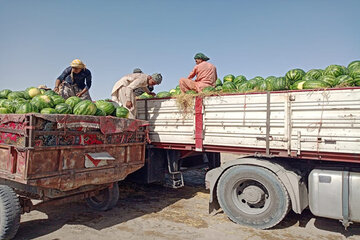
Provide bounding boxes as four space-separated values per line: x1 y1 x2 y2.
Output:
247 78 263 89
215 78 222 86
65 96 82 109
44 90 58 96
318 75 338 87
156 91 172 98
27 87 41 98
73 100 97 115
1 100 16 113
215 86 223 91
175 85 180 90
0 99 6 107
285 69 306 85
354 78 360 86
223 74 235 83
95 100 116 115
116 107 129 118
302 80 330 89
290 80 307 90
269 77 288 91
186 90 197 94
253 76 264 82
16 102 38 114
234 75 247 84
138 92 153 99
7 91 25 100
202 86 215 93
255 80 268 91
39 89 46 94
302 75 316 82
324 65 346 78
237 82 252 93
222 82 237 92
41 108 58 114
305 69 323 80
349 66 360 79
51 95 65 105
265 76 277 83
169 89 176 94
348 60 360 72
95 108 106 116
0 89 12 99
0 107 11 114
336 75 355 86
22 91 32 100
171 89 182 96
55 103 72 114
31 95 55 110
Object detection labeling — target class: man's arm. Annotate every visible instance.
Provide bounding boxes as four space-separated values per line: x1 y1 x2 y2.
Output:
187 65 197 79
77 71 92 97
54 67 71 91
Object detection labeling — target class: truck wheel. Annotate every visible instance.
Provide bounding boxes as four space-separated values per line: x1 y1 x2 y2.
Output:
0 185 21 240
86 182 119 211
217 165 290 229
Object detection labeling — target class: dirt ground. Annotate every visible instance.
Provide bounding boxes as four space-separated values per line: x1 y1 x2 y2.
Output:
15 170 360 240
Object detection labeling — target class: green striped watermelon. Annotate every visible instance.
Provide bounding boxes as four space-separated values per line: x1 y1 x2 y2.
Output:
336 75 355 86
348 60 360 72
302 80 330 89
16 102 39 114
285 69 306 84
255 80 269 91
65 96 82 109
95 100 116 115
269 77 288 91
318 75 338 87
290 80 307 90
0 89 12 99
44 90 58 96
349 66 360 79
305 69 323 80
95 108 106 116
7 91 25 100
170 89 181 96
41 108 58 114
215 78 222 87
51 95 65 105
1 100 16 113
202 86 215 93
237 82 252 93
222 82 237 92
116 107 129 118
324 65 347 77
31 95 55 110
73 100 97 115
55 103 72 114
354 78 360 86
215 86 223 91
156 91 172 98
234 75 247 84
139 92 154 99
265 76 277 83
0 107 10 114
223 74 235 83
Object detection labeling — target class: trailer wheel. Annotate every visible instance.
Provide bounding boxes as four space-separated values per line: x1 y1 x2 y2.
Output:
86 182 119 211
217 165 290 229
0 185 21 240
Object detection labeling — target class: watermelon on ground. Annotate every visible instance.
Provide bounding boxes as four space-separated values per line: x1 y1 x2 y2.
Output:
65 96 82 109
95 100 116 115
324 65 347 78
156 91 172 98
305 69 323 80
73 100 97 115
0 89 12 99
285 69 306 84
16 102 38 114
51 95 65 105
223 74 235 83
302 80 330 89
55 103 72 114
0 107 10 114
41 108 58 114
116 107 129 118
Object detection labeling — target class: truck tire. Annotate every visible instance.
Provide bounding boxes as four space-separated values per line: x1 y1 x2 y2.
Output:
0 185 21 240
216 165 290 229
86 182 119 211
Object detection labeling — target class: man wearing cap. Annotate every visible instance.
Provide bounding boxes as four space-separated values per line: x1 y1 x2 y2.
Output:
132 68 155 96
54 59 92 100
111 72 162 119
179 53 217 93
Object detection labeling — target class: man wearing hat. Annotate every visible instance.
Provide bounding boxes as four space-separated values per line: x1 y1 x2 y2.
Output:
132 68 155 96
179 53 217 93
111 72 162 119
54 59 92 100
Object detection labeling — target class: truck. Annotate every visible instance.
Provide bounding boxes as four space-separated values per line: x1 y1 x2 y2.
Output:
135 86 360 230
0 113 148 239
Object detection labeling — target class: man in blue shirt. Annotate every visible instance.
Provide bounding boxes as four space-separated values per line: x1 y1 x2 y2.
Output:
54 59 92 100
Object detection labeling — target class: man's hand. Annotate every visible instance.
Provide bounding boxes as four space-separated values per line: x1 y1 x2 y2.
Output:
76 89 87 97
149 92 156 96
126 101 133 109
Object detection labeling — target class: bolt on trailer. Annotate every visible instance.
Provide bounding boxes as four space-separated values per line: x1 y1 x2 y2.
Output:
136 87 360 229
0 113 148 239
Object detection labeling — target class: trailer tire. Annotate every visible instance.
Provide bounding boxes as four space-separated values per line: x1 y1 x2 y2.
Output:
217 165 290 229
0 185 21 240
86 182 119 211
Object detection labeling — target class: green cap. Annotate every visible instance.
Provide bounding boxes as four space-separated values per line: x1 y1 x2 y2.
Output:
194 53 210 61
151 73 162 84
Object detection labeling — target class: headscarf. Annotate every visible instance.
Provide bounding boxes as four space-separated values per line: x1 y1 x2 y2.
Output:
151 73 162 84
133 68 143 73
70 59 86 69
194 53 210 61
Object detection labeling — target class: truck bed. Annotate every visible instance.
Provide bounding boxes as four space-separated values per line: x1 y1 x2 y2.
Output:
137 87 360 163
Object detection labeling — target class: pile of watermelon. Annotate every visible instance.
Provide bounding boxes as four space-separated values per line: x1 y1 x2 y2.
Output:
137 60 360 99
0 87 129 118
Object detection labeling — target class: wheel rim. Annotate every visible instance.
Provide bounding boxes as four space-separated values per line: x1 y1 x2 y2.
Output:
231 179 271 215
88 189 108 204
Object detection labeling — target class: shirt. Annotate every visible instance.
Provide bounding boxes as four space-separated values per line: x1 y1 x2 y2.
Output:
188 61 217 86
58 66 92 90
111 73 149 102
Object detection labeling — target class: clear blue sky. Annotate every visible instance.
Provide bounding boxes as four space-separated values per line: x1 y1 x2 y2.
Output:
0 0 359 100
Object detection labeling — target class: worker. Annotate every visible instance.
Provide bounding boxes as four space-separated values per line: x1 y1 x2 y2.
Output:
179 53 217 93
111 72 162 119
54 59 92 100
132 68 155 96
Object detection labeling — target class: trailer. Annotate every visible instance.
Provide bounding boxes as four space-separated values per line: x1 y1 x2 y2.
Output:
0 113 148 239
136 87 360 229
